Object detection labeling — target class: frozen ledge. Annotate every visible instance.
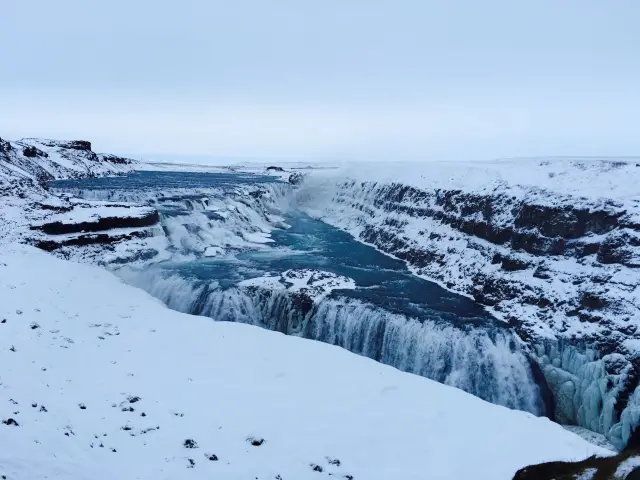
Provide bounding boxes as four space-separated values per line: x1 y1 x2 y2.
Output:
239 269 356 302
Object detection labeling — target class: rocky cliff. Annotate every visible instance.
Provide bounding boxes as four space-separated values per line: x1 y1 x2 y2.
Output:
298 158 640 448
0 137 158 255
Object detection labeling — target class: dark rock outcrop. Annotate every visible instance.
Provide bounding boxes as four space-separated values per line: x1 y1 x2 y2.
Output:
23 146 48 158
34 230 151 251
32 210 159 235
316 176 640 447
289 172 304 185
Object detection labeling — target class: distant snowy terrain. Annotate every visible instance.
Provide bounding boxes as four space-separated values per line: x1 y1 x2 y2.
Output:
0 244 609 480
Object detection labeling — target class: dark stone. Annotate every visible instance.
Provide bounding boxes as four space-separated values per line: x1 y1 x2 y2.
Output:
289 172 304 185
65 140 92 151
311 464 323 472
537 297 552 308
248 437 264 446
101 154 131 165
183 438 198 448
206 453 218 461
578 242 600 257
0 137 12 153
3 418 19 426
515 203 622 239
597 232 638 266
266 166 284 172
500 256 530 272
579 292 607 310
33 210 160 235
249 189 266 199
527 357 555 420
128 396 141 403
23 146 47 158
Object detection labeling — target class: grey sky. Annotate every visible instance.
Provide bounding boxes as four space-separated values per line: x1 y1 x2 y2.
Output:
1 1 639 161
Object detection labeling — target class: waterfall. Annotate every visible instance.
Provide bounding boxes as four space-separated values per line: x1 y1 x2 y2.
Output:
119 267 546 416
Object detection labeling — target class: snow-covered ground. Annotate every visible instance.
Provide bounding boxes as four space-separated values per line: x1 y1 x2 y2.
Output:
239 269 356 302
0 244 610 480
2 138 638 476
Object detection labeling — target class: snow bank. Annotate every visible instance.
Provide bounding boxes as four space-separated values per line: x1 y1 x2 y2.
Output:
239 269 356 301
0 244 610 479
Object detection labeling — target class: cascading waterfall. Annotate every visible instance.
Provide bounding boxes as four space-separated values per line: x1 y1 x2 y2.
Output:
48 170 640 448
53 171 550 424
119 267 547 416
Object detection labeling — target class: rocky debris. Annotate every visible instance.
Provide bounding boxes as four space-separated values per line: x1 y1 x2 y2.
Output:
289 172 305 185
0 136 12 153
22 145 48 158
249 189 267 199
326 457 341 466
99 153 133 165
3 418 19 426
513 429 640 479
247 437 264 446
183 438 198 448
61 140 92 151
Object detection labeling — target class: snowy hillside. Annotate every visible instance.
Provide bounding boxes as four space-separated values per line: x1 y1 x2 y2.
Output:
0 138 134 186
0 244 608 480
0 137 159 252
295 157 640 448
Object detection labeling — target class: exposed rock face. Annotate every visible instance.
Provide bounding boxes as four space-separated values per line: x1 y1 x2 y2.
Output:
288 172 305 185
1 136 146 256
1 137 136 189
301 161 640 448
35 230 151 251
32 210 160 235
22 145 48 158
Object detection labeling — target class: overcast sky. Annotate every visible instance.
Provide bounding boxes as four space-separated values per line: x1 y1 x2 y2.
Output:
1 1 639 161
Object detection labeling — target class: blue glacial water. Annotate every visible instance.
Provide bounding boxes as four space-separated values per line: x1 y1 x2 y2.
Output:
49 171 550 415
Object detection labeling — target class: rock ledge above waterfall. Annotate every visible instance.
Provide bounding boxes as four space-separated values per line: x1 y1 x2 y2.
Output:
239 269 356 302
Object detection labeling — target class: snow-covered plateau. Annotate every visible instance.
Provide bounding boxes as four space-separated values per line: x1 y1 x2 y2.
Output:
1 137 640 478
0 244 610 480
